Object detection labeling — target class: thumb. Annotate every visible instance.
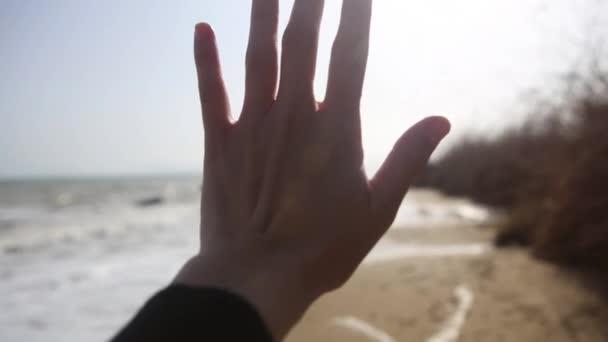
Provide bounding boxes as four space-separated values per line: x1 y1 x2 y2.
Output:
370 116 450 226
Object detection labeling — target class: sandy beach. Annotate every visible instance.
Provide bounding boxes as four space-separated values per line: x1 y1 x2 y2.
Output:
288 191 608 341
1 180 607 342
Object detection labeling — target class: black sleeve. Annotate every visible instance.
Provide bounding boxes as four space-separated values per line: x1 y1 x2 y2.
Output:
111 285 274 342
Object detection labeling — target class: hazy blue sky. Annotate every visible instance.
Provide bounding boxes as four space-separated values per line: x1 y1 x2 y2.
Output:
0 0 604 178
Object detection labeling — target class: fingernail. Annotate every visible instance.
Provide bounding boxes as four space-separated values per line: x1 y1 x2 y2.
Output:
426 116 451 143
194 23 212 42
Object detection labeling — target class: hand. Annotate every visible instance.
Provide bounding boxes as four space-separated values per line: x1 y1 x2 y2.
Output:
175 0 450 339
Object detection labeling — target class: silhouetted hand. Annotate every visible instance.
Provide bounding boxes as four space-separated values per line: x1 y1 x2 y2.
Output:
175 0 450 339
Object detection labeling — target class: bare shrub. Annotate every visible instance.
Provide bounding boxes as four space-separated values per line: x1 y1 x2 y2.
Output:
416 73 608 269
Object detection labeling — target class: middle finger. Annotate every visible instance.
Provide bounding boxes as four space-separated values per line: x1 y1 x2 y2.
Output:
277 0 325 103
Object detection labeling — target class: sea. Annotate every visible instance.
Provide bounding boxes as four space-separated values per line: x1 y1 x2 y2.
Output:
0 176 491 342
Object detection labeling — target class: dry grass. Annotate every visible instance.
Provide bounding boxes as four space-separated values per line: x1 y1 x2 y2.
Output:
416 74 608 270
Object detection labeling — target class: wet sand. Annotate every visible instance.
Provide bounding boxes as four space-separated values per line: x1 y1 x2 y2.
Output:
287 192 608 342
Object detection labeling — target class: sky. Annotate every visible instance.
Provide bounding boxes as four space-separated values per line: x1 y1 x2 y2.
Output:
0 0 604 178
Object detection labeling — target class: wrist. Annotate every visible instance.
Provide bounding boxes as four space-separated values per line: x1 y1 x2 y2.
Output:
173 254 317 341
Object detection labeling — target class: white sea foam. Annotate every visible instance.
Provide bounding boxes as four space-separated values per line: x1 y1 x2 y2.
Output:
364 239 492 265
333 316 396 342
392 198 492 228
0 179 490 342
427 285 474 342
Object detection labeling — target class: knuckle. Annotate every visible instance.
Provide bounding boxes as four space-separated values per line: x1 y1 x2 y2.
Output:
332 35 367 61
399 131 434 154
201 83 222 101
282 26 315 52
246 49 275 71
373 203 399 230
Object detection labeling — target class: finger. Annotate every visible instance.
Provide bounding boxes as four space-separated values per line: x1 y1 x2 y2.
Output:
194 23 231 152
243 0 279 115
277 0 325 101
325 0 372 112
370 116 451 226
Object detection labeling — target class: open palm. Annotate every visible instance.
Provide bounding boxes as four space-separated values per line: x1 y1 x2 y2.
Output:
176 0 450 339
